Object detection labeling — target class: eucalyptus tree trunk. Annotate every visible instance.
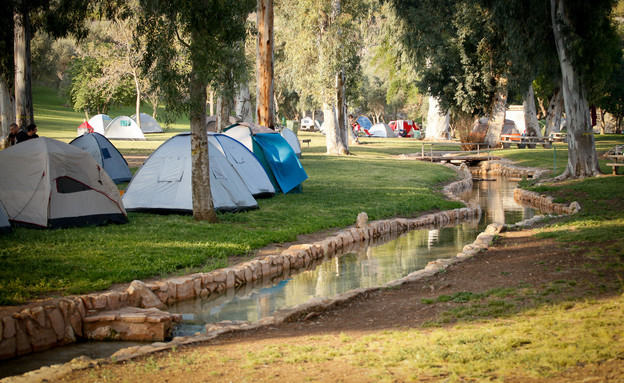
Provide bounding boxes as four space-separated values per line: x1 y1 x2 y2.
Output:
323 101 347 155
1 79 14 148
133 68 142 129
523 84 542 138
256 0 275 128
485 78 508 147
336 71 355 148
189 39 217 222
216 95 230 132
426 95 450 140
551 0 600 177
236 83 253 123
544 86 563 135
14 9 33 130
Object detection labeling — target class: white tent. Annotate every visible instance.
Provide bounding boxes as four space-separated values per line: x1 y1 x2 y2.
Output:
301 117 315 131
69 133 133 183
208 133 275 198
87 114 112 135
223 125 255 151
0 204 11 234
0 138 127 229
105 116 146 141
368 123 396 138
280 127 302 158
122 133 258 213
131 113 164 134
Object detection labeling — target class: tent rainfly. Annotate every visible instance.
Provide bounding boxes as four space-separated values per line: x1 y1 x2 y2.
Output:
0 137 127 229
0 204 11 234
131 113 164 134
223 125 308 194
208 133 275 198
70 133 133 183
122 133 258 214
105 116 146 141
87 114 112 135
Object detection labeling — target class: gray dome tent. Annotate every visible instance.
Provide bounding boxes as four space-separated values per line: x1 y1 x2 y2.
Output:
70 133 133 183
0 138 127 229
122 133 258 213
131 113 164 134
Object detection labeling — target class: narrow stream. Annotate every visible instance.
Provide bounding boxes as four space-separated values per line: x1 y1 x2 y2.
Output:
0 177 535 379
168 177 535 334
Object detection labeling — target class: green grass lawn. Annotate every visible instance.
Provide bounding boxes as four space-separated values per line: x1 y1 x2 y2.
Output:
1 88 466 304
2 87 623 305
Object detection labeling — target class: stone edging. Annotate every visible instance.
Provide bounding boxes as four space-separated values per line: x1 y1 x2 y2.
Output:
1 160 586 383
0 163 479 366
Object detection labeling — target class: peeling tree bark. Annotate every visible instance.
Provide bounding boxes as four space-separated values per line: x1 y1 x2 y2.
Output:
1 79 14 149
216 95 230 132
236 83 253 123
485 79 508 147
14 8 33 130
523 84 542 138
544 86 563 136
426 95 450 140
256 0 275 128
551 0 600 178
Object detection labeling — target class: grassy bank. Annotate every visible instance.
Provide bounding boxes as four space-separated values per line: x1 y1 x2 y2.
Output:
1 91 463 304
2 87 623 306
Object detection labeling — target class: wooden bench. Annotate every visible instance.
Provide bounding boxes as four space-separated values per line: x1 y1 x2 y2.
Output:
302 139 311 148
606 163 624 175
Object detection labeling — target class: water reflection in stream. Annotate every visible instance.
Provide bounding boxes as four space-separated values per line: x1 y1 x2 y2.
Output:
167 177 535 334
0 177 536 379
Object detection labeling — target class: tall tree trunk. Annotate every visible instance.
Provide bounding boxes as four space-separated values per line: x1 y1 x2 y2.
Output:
216 95 230 132
133 68 141 129
323 102 347 155
14 9 33 130
544 86 563 135
189 41 217 222
235 83 253 123
485 78 508 147
256 0 274 128
551 0 600 178
1 79 14 149
426 95 450 140
523 84 542 138
336 70 355 148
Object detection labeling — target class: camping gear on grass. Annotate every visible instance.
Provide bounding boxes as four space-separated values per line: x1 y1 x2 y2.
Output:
0 137 127 229
208 133 275 198
70 133 133 183
87 114 112 135
105 116 146 141
368 123 397 138
279 127 302 158
0 204 11 234
131 113 164 134
122 133 258 214
223 125 308 194
77 121 94 136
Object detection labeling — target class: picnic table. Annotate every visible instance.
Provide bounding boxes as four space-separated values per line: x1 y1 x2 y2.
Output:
606 154 624 175
500 134 553 149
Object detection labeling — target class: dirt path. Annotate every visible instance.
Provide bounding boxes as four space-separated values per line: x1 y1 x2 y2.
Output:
56 226 624 382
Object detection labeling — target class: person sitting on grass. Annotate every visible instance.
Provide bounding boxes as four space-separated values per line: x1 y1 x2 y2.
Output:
17 123 39 143
5 123 24 146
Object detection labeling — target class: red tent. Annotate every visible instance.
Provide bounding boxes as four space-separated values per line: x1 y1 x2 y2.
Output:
77 121 94 136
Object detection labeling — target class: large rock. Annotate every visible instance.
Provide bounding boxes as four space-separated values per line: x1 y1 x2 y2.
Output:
127 280 166 309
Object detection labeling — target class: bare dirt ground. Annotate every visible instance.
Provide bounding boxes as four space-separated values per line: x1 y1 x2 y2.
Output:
57 225 624 382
